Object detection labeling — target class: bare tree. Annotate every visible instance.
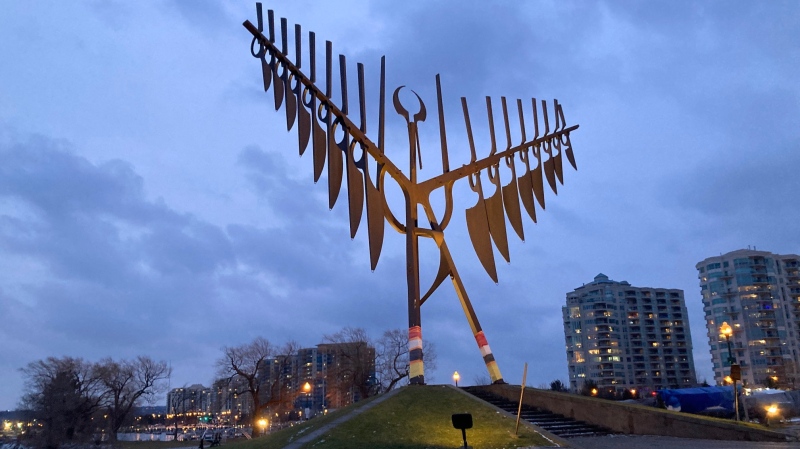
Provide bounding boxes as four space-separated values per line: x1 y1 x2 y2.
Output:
20 357 106 448
98 356 170 441
375 329 437 392
215 337 273 429
322 327 377 404
473 374 491 386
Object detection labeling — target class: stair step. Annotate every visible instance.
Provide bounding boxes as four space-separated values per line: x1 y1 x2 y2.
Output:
461 387 616 439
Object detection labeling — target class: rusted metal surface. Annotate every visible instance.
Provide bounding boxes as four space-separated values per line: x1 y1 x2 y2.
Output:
243 3 580 385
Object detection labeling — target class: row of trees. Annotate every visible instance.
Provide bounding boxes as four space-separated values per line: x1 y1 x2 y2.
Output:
19 356 170 448
215 327 436 429
18 327 432 446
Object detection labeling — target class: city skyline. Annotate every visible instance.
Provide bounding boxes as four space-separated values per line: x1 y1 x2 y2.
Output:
1 1 799 410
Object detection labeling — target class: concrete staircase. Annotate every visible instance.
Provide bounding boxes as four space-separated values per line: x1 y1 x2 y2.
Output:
462 386 615 438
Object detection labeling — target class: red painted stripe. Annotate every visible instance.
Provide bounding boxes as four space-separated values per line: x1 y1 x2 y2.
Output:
409 326 422 340
475 331 488 347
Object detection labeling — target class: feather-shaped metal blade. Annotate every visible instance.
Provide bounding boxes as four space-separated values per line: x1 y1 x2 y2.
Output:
502 154 524 241
543 139 558 195
531 144 546 209
293 24 310 155
553 137 564 185
325 42 343 209
517 148 537 223
281 19 296 131
466 173 498 283
344 62 365 239
485 165 510 263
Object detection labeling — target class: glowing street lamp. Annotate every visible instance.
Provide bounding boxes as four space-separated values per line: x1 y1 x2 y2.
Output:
720 321 740 422
453 371 460 387
302 382 312 418
257 419 267 436
591 388 598 396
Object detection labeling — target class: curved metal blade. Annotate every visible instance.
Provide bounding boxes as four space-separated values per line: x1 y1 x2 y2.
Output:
260 57 272 92
346 143 364 238
502 155 524 241
466 173 498 283
485 165 509 263
517 148 537 223
327 123 344 209
297 96 311 155
543 139 558 195
272 64 284 110
293 24 308 153
306 31 325 182
531 145 546 210
284 76 297 131
565 136 578 170
365 169 384 270
553 138 564 185
312 117 326 182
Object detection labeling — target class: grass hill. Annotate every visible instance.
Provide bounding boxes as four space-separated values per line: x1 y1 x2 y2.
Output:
121 385 553 449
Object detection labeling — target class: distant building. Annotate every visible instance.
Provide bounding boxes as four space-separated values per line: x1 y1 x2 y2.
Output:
697 249 800 388
212 377 252 425
266 343 376 413
166 384 213 421
211 342 376 423
563 274 697 396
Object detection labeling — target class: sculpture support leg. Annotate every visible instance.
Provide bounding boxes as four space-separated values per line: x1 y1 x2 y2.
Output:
406 197 424 384
439 239 504 383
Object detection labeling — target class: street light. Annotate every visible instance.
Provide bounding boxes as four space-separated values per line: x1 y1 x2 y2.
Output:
257 419 267 436
720 321 740 422
453 371 460 387
302 382 312 419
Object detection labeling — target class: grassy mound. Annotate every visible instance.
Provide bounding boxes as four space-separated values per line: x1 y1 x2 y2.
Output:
121 386 551 449
295 385 549 449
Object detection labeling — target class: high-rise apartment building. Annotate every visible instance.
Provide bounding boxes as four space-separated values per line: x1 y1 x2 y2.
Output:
697 249 800 388
563 274 697 396
166 384 214 419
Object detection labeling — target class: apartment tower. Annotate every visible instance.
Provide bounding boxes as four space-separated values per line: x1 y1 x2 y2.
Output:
563 274 697 396
697 249 800 388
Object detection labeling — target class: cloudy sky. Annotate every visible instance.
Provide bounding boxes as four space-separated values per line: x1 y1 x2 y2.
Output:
1 1 799 410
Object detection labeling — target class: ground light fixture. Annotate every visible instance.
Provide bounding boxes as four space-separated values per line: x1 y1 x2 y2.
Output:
453 371 460 387
451 413 473 449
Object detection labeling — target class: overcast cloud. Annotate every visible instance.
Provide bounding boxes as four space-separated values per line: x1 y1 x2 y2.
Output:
1 1 799 410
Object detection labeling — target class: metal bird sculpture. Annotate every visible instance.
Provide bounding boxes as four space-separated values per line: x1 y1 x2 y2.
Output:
244 3 579 385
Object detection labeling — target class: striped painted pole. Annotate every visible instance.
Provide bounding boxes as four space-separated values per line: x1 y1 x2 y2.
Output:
409 325 424 382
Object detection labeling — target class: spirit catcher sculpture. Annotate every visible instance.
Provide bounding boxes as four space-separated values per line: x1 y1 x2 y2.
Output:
243 4 579 385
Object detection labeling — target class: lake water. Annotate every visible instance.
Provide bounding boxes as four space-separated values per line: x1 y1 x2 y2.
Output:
116 433 178 442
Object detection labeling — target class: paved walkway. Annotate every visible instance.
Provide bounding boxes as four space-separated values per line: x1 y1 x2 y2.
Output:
569 435 800 449
280 387 403 449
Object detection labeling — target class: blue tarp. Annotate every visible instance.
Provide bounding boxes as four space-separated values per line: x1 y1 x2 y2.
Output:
658 386 736 414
